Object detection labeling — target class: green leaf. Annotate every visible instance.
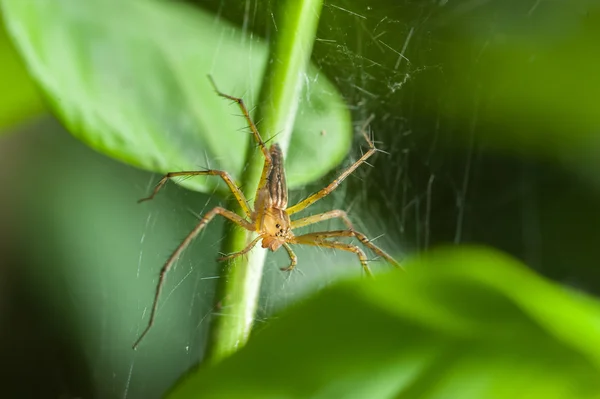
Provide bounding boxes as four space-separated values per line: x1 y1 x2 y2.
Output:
168 247 600 399
0 17 44 131
1 0 351 192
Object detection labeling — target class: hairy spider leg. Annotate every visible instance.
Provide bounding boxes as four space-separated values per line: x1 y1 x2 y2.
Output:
207 75 271 161
291 209 354 229
286 117 377 215
132 207 254 350
207 75 275 231
291 210 401 269
280 243 298 271
217 235 262 261
290 232 372 276
139 170 252 218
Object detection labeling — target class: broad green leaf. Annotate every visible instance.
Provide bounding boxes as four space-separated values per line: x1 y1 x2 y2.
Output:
169 247 600 399
0 18 44 130
1 0 351 192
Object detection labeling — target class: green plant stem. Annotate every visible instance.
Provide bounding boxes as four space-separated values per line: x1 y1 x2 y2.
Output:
204 0 324 364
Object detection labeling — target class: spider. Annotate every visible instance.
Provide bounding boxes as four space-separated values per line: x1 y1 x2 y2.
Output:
132 77 401 349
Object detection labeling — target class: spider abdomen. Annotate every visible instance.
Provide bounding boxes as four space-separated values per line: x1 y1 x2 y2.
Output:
266 143 288 209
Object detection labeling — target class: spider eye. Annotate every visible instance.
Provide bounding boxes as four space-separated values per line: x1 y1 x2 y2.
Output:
275 223 281 228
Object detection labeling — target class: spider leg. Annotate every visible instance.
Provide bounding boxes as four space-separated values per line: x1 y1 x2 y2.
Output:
217 235 262 261
294 229 401 270
286 116 376 215
292 211 401 269
133 207 254 349
207 76 275 228
291 234 372 277
280 243 298 272
291 209 354 230
207 75 272 162
139 170 253 219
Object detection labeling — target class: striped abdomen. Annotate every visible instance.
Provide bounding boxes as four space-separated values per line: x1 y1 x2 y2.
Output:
267 143 288 209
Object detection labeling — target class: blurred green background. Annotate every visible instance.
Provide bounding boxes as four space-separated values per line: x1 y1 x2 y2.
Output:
1 0 600 398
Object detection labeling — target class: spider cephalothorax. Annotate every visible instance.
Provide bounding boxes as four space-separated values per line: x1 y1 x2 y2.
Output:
260 206 292 251
132 77 402 349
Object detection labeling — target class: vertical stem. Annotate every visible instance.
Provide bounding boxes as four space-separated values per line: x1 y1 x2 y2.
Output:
204 0 324 364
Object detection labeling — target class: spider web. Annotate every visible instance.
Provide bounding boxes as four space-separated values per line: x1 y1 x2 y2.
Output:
0 2 458 398
119 3 441 398
5 0 590 398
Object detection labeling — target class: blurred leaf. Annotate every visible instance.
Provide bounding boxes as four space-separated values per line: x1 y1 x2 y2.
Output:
169 247 600 399
1 0 351 192
0 17 43 130
431 4 600 161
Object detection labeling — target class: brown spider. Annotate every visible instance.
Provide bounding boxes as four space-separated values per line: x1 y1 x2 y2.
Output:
132 77 401 349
